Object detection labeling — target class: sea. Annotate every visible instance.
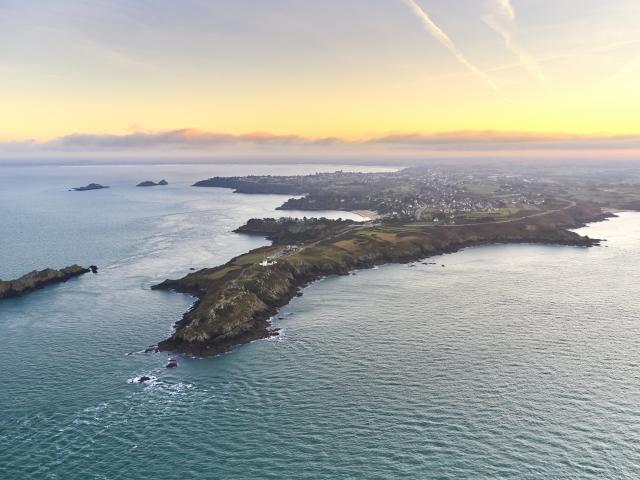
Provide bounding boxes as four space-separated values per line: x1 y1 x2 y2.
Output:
0 163 639 479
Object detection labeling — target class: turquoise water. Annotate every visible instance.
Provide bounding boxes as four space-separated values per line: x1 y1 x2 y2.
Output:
1 165 639 479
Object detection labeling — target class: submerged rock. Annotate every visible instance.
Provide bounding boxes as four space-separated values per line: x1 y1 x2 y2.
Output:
127 375 156 384
166 358 178 369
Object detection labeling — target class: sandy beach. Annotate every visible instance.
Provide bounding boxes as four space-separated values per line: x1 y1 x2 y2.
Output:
351 210 380 221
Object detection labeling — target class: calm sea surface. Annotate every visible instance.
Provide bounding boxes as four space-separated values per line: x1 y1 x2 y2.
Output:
0 164 639 479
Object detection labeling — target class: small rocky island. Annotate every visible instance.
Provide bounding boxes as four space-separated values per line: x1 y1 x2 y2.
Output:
137 179 168 187
0 265 97 300
71 183 109 191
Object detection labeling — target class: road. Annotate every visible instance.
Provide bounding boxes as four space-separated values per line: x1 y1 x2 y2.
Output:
280 199 579 259
437 200 577 227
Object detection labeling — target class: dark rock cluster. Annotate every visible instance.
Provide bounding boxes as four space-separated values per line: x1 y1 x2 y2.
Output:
136 180 168 187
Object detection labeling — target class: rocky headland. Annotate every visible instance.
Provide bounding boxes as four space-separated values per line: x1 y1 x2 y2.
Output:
0 265 97 300
193 176 306 195
153 202 606 357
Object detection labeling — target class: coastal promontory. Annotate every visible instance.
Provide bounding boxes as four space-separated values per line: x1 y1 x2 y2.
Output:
153 202 604 357
0 265 96 300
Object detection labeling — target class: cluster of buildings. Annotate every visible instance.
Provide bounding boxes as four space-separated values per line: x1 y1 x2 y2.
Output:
259 245 300 267
341 169 549 221
230 168 550 223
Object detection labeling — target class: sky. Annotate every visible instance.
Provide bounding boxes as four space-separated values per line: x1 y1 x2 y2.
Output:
1 0 640 161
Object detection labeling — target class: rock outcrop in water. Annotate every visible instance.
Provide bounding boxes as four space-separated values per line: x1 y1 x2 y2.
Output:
71 183 109 191
166 358 178 369
153 202 605 357
0 265 95 300
137 180 168 187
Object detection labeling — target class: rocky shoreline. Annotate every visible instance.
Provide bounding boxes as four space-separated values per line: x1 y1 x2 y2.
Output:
0 265 97 300
153 203 607 357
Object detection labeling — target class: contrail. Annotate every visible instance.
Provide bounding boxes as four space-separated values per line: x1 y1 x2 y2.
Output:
402 0 499 91
497 0 515 21
484 0 547 84
605 55 640 85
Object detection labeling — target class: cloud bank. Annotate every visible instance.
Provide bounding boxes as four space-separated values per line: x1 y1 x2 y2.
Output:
51 129 338 149
2 129 640 162
366 131 640 151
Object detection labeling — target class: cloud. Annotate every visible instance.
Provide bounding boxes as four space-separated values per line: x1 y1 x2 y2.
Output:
483 0 547 84
368 130 640 151
48 129 336 150
496 0 515 21
605 54 640 86
402 0 499 91
2 129 640 158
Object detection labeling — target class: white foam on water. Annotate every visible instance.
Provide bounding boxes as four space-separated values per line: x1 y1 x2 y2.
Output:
126 375 157 385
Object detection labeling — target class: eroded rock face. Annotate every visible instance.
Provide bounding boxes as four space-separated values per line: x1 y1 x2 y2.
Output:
0 265 93 300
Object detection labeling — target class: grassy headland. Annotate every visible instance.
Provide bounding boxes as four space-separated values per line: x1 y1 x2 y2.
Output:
153 201 607 357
